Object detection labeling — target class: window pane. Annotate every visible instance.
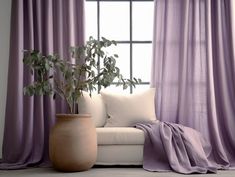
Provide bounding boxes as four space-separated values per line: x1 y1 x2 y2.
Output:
100 2 130 41
133 2 154 41
133 44 152 82
85 2 97 40
133 85 150 93
102 85 130 94
105 43 130 79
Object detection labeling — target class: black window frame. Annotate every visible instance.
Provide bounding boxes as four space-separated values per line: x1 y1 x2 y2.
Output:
86 0 154 93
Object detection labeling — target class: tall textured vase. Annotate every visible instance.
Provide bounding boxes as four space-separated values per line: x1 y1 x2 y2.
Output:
49 114 97 172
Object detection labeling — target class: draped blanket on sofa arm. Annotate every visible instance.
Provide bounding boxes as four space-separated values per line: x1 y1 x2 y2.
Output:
135 122 224 174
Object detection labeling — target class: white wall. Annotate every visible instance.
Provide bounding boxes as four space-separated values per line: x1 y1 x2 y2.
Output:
0 0 11 158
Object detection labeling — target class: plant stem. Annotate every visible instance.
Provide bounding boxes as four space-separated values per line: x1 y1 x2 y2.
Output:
54 79 73 113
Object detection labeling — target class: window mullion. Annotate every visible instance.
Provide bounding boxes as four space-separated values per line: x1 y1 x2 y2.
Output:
130 0 133 93
97 0 100 41
97 0 101 92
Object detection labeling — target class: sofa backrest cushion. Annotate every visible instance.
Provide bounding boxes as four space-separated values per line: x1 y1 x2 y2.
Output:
100 88 157 127
78 92 107 127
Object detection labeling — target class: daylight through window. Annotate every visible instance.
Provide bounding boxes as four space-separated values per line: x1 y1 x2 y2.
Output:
85 0 154 93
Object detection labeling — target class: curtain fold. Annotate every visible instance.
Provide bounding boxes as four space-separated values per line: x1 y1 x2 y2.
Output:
0 0 85 169
151 0 235 168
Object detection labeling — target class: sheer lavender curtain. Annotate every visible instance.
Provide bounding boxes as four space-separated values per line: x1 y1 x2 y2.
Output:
151 0 235 168
0 0 84 169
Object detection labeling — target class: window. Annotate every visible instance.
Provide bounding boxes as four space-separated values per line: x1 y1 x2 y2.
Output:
85 0 154 93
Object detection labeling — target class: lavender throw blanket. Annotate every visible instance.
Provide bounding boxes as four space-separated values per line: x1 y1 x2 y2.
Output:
135 122 219 174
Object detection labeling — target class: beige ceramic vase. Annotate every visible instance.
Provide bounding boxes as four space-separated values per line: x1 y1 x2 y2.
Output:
49 114 97 172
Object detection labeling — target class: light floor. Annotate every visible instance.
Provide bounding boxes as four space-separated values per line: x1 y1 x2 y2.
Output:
1 166 235 177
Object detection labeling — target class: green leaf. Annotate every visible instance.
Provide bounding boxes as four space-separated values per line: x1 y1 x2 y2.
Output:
22 36 142 114
123 84 128 90
45 62 50 71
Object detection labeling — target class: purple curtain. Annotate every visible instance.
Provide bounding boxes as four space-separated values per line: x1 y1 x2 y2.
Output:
151 0 235 168
0 0 85 169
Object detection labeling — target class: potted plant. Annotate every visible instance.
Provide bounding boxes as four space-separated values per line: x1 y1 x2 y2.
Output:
23 36 140 172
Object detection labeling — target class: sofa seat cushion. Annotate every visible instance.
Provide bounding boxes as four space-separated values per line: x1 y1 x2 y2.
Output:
96 127 144 145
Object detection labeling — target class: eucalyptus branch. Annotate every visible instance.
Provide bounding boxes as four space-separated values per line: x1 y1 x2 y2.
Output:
54 79 73 113
23 36 141 114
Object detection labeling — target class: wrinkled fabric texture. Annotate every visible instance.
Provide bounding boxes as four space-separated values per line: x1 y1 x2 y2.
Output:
0 0 84 169
136 122 219 174
151 0 235 169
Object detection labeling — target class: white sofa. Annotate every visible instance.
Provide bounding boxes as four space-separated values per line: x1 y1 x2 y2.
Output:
78 89 156 165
